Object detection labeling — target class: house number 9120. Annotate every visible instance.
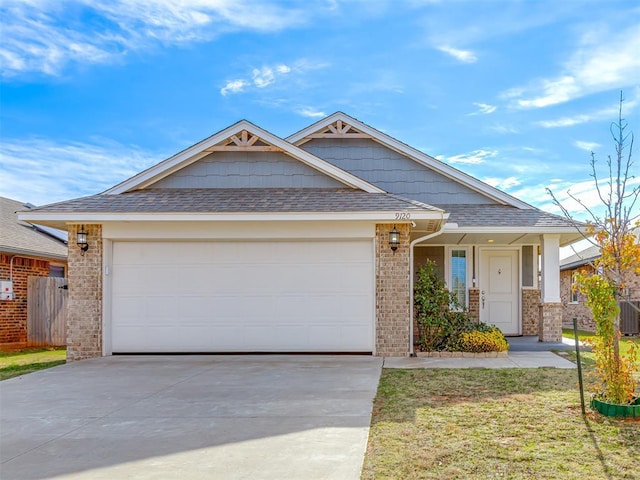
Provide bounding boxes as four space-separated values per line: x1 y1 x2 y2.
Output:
395 212 411 220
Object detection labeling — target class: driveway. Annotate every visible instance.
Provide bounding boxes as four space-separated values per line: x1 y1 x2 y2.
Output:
0 355 383 480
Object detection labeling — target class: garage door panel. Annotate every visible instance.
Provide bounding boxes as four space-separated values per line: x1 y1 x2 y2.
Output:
111 240 374 352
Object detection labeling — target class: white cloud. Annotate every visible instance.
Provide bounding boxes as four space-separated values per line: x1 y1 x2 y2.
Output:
436 45 477 63
220 79 248 96
297 107 326 118
535 99 636 128
0 137 160 205
0 0 307 78
483 176 521 191
252 65 292 88
469 102 497 115
487 124 519 134
442 149 498 165
574 140 601 152
505 24 640 109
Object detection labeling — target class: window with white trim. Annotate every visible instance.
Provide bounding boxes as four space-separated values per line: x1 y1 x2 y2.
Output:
449 248 468 308
570 272 579 303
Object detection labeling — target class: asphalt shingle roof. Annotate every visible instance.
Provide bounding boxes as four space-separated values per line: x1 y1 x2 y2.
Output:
28 188 443 214
1 196 68 258
439 204 577 229
560 244 601 269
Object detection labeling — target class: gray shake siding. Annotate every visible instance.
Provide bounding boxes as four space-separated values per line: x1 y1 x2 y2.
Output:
152 151 345 189
301 138 497 205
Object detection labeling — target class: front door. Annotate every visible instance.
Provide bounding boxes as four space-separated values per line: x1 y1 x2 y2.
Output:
479 249 519 335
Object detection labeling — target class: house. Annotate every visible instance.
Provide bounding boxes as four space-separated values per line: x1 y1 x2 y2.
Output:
561 244 640 332
18 113 584 360
1 196 68 348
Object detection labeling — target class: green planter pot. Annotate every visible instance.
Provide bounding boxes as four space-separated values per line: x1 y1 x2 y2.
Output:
590 396 640 418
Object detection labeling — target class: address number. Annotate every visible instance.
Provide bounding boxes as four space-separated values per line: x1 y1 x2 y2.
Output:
395 212 411 220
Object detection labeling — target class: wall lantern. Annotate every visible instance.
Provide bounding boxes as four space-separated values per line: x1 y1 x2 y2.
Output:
77 226 89 255
389 225 400 252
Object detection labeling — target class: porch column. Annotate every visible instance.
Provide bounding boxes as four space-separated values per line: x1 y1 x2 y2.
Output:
539 234 562 342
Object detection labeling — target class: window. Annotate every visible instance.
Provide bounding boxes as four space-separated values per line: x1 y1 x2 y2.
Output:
570 273 579 303
450 249 467 307
50 265 65 278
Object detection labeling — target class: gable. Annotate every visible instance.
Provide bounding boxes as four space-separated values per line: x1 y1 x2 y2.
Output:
150 151 345 189
106 121 383 195
288 113 532 209
300 137 497 205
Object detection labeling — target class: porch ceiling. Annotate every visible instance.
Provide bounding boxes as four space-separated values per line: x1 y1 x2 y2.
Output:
411 230 582 246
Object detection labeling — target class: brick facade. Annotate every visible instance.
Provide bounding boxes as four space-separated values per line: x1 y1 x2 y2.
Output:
0 254 51 347
522 288 540 335
468 288 480 323
560 269 594 331
67 224 103 361
376 224 410 356
539 302 562 342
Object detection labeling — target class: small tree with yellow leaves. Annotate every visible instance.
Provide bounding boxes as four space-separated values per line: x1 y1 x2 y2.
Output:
548 93 640 404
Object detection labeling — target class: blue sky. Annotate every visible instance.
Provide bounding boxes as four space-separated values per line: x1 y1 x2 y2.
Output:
1 0 639 226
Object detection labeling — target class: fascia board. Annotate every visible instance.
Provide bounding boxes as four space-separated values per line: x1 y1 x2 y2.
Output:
106 120 383 195
18 211 445 223
288 112 532 209
443 225 589 234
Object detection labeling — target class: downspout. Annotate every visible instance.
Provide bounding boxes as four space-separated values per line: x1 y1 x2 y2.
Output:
409 214 448 356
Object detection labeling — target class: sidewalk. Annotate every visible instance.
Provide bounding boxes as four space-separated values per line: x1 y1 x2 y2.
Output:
384 336 577 369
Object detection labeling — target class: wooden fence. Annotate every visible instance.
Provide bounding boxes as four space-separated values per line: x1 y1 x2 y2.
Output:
27 277 67 346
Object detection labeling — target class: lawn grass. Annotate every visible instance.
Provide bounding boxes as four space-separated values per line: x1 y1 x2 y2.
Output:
562 328 640 368
362 368 640 480
0 347 66 380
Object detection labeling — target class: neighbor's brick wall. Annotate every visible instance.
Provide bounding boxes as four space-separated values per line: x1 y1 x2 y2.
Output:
468 288 480 323
560 269 594 331
522 288 540 335
376 224 410 356
539 302 562 342
67 224 103 361
0 255 50 347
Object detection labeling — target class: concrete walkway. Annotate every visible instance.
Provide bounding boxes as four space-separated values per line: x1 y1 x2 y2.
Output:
0 355 383 480
385 351 576 369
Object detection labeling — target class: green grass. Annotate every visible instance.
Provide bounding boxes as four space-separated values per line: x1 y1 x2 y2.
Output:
562 328 640 367
0 347 66 380
362 368 640 480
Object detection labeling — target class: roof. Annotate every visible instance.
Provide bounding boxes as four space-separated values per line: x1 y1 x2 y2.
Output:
0 196 68 260
25 188 442 214
442 204 578 229
560 244 601 270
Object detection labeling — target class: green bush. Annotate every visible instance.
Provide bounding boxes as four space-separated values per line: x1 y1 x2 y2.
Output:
414 260 508 353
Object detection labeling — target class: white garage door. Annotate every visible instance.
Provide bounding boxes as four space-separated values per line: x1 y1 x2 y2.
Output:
110 240 374 352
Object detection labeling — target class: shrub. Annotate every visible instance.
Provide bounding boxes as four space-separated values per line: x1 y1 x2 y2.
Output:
414 260 508 353
457 328 509 353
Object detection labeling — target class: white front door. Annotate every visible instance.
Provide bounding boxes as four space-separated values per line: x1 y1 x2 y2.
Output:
479 249 519 335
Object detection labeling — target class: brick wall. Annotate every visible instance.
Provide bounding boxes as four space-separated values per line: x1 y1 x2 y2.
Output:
67 224 103 361
560 269 594 331
522 288 540 335
376 224 410 356
0 254 50 347
539 303 562 342
468 288 479 323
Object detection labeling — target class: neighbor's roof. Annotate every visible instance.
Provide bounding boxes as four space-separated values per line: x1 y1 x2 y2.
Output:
0 196 68 260
560 244 601 270
23 188 444 214
442 204 579 229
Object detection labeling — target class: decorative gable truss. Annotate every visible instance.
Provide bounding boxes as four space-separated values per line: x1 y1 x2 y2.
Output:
204 130 284 152
296 119 371 143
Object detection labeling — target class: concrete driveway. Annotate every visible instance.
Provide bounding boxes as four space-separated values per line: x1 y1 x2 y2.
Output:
0 355 383 480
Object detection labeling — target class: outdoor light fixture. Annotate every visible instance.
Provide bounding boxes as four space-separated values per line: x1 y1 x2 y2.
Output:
77 226 89 255
389 225 400 252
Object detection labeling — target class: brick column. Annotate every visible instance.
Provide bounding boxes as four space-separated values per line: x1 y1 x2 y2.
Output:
522 288 541 335
539 303 562 342
67 224 102 361
375 224 410 356
468 288 480 323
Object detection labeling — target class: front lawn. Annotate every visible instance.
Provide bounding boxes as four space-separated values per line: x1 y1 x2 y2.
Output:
362 368 639 480
0 347 66 380
562 328 640 367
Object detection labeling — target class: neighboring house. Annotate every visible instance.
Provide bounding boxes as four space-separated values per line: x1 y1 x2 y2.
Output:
561 244 640 332
19 113 583 360
1 196 68 348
